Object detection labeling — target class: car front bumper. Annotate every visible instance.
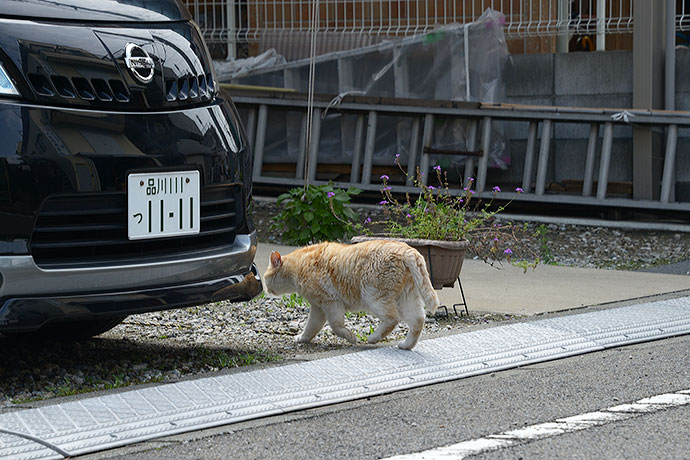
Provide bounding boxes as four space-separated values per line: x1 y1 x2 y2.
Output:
0 232 261 333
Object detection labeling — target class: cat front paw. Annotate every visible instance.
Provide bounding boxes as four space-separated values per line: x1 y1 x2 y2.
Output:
397 339 416 350
294 334 312 343
339 330 357 344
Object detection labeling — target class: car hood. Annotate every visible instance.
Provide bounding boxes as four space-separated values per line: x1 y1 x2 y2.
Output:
0 0 191 22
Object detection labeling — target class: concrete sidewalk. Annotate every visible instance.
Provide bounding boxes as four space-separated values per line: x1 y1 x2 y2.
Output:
255 242 690 316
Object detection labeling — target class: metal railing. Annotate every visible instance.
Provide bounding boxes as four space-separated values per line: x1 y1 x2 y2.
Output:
182 0 644 49
228 89 690 212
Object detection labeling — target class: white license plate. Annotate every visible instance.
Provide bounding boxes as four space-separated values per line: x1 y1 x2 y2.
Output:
127 171 200 240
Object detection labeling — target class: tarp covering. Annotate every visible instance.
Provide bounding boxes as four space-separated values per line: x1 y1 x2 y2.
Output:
221 8 510 170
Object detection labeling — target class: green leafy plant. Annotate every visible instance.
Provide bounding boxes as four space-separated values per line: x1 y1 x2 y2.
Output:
368 157 538 269
345 311 368 320
280 292 309 310
354 324 376 342
533 224 554 264
271 183 361 245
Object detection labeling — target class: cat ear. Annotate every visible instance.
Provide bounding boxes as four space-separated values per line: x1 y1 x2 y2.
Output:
270 251 282 269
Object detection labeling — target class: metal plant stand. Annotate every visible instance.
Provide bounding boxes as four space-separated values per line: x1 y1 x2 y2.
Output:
425 246 469 317
436 277 470 317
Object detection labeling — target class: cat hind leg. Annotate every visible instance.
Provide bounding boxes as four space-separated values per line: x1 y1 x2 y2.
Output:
397 303 425 350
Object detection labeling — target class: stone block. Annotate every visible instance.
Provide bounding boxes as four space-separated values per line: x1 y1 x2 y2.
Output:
504 54 553 97
554 51 632 96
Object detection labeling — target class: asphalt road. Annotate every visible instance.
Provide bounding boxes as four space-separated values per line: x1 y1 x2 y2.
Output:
80 333 690 460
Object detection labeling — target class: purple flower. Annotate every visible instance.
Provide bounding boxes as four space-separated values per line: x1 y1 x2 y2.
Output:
467 177 475 183
504 248 513 255
383 186 392 191
493 238 498 242
380 174 390 181
379 200 388 205
327 192 335 198
406 213 412 218
469 190 475 195
515 187 524 193
492 186 501 193
428 186 436 190
433 165 441 171
395 153 400 158
365 217 372 224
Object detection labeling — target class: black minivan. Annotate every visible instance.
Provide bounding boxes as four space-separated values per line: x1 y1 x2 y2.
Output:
0 0 260 338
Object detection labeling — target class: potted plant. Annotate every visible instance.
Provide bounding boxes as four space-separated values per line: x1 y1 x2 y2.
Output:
352 157 537 289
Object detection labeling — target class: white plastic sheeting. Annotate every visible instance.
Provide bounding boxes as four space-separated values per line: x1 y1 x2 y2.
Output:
228 9 510 170
213 49 287 80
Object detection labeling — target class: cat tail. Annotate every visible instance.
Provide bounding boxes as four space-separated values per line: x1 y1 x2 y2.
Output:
405 249 440 315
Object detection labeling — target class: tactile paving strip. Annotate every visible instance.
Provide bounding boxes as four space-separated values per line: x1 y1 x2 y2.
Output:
2 297 690 459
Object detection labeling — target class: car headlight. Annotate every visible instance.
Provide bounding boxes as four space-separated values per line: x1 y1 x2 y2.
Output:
0 63 19 96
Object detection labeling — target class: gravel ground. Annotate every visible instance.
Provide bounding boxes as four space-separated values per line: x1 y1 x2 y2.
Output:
2 200 690 406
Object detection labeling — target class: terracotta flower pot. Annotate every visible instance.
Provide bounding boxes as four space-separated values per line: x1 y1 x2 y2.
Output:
351 236 470 289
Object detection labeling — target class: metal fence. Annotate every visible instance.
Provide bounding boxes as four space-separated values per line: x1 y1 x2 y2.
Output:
229 90 690 211
184 0 690 54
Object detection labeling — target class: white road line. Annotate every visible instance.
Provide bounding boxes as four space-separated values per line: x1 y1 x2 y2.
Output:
384 390 690 460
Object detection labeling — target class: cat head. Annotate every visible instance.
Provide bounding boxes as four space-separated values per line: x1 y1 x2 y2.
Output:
263 251 291 295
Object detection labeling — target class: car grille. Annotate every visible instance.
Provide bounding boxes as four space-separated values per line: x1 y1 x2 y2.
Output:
164 74 215 102
26 71 216 107
28 73 132 103
30 185 243 268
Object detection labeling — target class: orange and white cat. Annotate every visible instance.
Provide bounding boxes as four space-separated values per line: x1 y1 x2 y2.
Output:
263 240 439 350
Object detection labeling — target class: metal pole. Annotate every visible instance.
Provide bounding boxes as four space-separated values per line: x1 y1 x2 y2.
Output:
632 0 664 200
521 121 538 193
666 0 676 110
557 0 569 53
295 114 308 180
582 123 600 197
660 124 678 203
597 0 606 51
597 122 614 200
252 104 268 179
350 114 365 183
406 117 421 186
535 119 552 196
476 116 491 193
307 108 322 183
361 111 377 185
463 119 478 188
419 114 434 186
227 0 237 59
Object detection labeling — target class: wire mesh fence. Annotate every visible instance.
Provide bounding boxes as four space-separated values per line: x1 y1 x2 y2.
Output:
181 1 690 54
184 0 624 43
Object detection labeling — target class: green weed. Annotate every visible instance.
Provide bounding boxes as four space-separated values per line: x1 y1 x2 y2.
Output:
271 183 361 244
281 293 309 310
